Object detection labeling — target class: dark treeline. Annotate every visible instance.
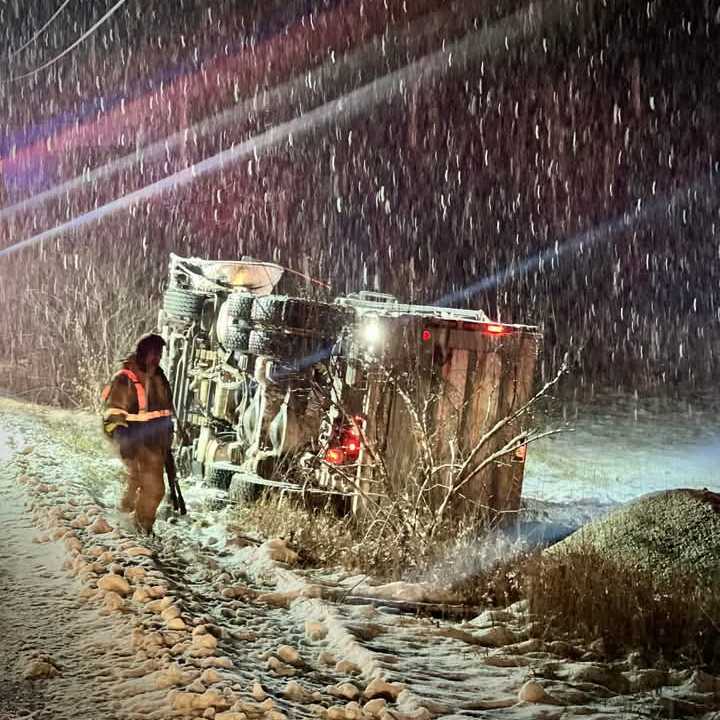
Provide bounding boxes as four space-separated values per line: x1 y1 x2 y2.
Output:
0 0 718 404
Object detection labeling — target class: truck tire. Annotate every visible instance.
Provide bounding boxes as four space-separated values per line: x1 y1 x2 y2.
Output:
251 295 345 333
248 329 333 363
218 293 254 351
223 326 251 352
163 287 208 321
226 292 255 320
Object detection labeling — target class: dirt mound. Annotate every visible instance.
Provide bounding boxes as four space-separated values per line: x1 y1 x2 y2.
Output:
553 489 720 584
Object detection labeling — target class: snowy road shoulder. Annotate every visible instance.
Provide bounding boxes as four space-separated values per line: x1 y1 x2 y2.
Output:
2 400 720 720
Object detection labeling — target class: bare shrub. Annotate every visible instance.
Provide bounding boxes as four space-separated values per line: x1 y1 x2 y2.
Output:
307 362 566 576
0 245 158 407
521 545 720 669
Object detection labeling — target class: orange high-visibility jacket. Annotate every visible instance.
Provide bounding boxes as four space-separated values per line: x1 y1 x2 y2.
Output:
101 355 174 452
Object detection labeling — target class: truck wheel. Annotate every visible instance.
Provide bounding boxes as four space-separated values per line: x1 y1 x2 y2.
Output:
248 329 333 363
226 292 255 319
223 327 251 352
251 295 346 333
218 293 254 351
163 287 208 321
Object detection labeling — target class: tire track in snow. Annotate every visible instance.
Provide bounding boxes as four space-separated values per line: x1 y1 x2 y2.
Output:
0 422 171 720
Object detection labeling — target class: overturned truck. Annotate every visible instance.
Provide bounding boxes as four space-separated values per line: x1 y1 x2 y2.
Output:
159 254 542 524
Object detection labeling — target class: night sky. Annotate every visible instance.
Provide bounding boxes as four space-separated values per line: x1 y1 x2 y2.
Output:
1 0 719 402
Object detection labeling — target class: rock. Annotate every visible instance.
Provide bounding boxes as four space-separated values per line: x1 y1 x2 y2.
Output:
201 669 222 686
161 605 181 622
343 702 364 720
284 680 320 703
364 678 404 700
473 625 518 647
155 664 195 688
363 698 387 716
518 680 555 704
146 596 174 614
147 585 168 598
193 633 219 651
125 566 146 582
380 710 430 720
191 690 230 711
167 617 188 631
329 683 360 701
318 651 337 666
306 620 328 641
23 660 60 679
172 693 195 712
327 707 348 720
89 517 113 534
483 654 533 668
132 587 151 603
268 656 298 677
569 664 630 694
255 591 296 608
203 709 216 719
65 537 82 553
265 538 299 565
506 638 544 655
251 681 267 701
97 573 131 597
126 546 154 557
276 645 302 666
187 680 208 693
215 714 246 720
103 591 125 612
336 660 362 675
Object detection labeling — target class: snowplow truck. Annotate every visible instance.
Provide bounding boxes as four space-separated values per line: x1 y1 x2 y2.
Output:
159 254 542 525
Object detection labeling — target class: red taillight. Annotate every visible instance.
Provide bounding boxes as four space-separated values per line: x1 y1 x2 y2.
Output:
340 430 361 461
482 323 513 336
421 329 432 342
325 415 365 465
514 444 527 461
324 447 346 465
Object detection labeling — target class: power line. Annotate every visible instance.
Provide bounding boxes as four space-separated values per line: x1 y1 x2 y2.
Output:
5 0 128 83
6 0 74 60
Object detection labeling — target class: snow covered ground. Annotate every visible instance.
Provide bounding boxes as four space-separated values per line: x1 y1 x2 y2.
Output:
2 400 720 720
525 389 720 507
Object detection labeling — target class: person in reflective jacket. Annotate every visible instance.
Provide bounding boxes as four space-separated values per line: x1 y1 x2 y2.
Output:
101 333 174 533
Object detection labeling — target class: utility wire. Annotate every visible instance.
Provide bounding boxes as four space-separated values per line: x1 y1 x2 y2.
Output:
5 0 128 83
5 0 74 60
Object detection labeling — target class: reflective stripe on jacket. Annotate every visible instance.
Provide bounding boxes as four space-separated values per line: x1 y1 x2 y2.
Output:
101 366 173 424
